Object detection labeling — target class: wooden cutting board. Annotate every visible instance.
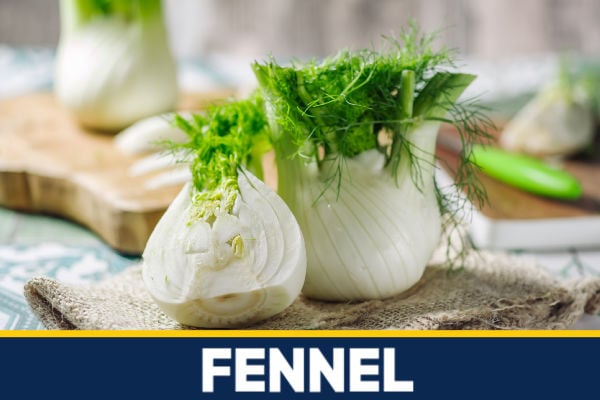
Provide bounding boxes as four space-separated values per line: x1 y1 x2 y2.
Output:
0 91 234 255
436 124 600 250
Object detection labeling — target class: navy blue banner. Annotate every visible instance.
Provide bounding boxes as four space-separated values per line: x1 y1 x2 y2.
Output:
0 336 597 399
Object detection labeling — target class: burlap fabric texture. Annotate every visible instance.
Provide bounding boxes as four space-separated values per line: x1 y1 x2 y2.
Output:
24 250 600 330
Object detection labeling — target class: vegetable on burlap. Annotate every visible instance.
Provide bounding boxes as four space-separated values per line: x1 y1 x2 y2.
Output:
24 248 600 330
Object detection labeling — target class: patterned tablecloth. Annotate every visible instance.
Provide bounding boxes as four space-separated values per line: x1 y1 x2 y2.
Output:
0 208 136 329
1 46 599 330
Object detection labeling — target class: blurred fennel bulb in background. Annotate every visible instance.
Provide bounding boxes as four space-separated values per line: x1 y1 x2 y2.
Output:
54 0 178 131
500 67 595 158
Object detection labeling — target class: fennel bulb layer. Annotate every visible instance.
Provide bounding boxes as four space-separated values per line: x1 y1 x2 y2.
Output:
55 0 178 131
142 170 306 328
277 123 442 301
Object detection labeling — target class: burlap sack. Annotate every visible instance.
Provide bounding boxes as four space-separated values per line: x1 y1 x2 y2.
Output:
24 250 600 330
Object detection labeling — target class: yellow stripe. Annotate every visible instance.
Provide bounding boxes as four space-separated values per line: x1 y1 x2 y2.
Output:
0 330 599 338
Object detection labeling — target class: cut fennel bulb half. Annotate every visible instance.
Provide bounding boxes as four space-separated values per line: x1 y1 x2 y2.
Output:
142 170 306 328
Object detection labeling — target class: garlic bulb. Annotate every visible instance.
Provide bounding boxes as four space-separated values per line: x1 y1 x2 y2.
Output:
500 83 595 157
54 0 178 131
142 170 306 328
277 123 442 301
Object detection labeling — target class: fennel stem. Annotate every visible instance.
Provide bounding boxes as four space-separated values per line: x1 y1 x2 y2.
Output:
169 94 272 220
60 0 165 34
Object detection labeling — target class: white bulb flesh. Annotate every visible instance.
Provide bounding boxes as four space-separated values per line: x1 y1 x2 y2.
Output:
55 18 178 131
277 123 442 301
114 113 190 155
142 171 306 328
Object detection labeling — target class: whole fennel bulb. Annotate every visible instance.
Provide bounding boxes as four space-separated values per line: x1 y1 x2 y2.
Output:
277 124 442 300
54 0 178 131
253 28 485 301
142 97 306 328
500 81 594 157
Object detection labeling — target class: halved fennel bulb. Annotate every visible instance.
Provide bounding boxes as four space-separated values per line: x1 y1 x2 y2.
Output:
142 170 306 328
277 123 442 301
